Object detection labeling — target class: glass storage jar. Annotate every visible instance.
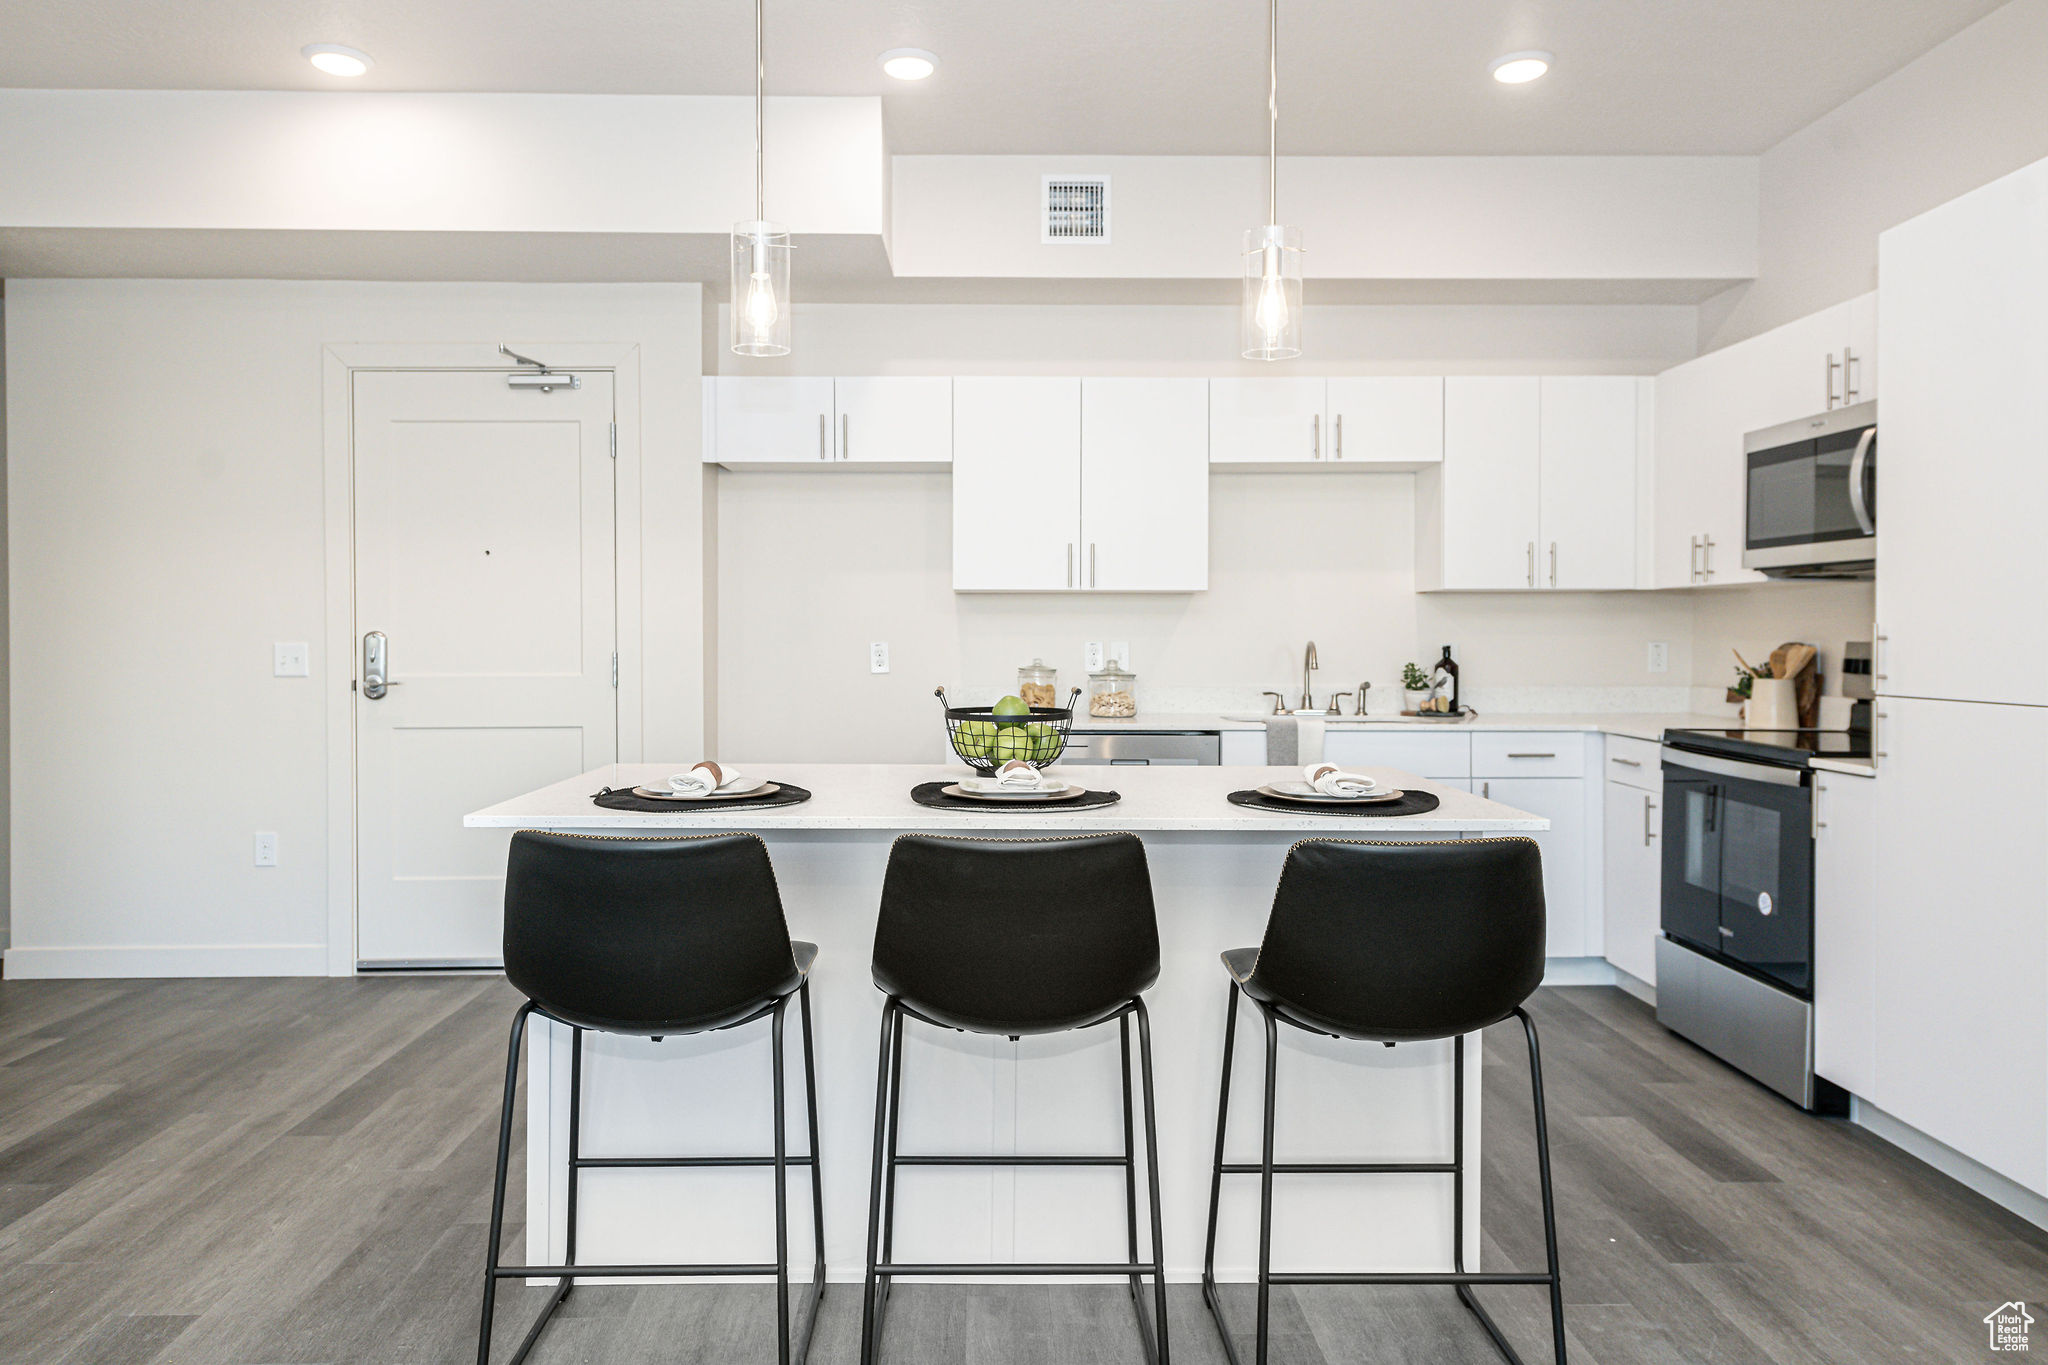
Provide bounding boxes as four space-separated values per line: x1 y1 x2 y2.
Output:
1017 658 1059 710
1087 664 1138 718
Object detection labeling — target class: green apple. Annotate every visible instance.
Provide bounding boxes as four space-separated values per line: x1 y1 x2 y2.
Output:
992 728 1036 762
991 694 1032 727
953 719 996 759
1025 722 1061 761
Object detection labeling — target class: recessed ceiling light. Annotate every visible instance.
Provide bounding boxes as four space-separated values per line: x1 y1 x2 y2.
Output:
302 43 374 78
1488 50 1551 84
877 48 938 81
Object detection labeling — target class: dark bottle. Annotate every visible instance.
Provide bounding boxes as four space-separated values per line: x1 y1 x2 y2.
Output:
1431 645 1461 714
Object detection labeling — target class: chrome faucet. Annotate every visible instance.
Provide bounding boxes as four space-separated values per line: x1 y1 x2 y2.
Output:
1300 640 1319 711
1261 690 1288 716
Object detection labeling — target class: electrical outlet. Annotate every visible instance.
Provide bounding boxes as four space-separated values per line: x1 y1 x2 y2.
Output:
274 642 310 677
254 832 278 867
1110 641 1131 670
869 642 890 674
1084 642 1105 672
1647 642 1669 674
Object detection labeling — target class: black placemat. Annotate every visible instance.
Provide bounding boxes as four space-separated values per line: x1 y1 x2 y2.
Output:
910 782 1122 812
1226 788 1441 818
592 784 814 813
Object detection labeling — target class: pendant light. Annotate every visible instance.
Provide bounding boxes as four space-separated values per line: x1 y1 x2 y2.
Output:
731 0 791 357
1241 0 1301 361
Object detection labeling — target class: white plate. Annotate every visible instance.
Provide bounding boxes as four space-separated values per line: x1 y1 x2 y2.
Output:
633 779 775 801
1256 783 1405 805
939 784 1089 803
958 778 1073 796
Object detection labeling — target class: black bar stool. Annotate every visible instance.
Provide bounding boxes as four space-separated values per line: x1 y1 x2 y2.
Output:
1201 837 1566 1365
861 833 1170 1365
477 831 826 1365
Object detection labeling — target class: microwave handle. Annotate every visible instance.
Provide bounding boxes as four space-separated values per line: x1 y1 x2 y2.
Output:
1848 427 1876 535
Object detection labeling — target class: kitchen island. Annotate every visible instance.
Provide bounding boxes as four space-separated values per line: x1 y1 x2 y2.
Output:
465 763 1547 1285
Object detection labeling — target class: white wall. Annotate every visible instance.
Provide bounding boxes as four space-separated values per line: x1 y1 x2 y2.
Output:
1701 0 2048 349
1689 580 1877 703
5 280 703 977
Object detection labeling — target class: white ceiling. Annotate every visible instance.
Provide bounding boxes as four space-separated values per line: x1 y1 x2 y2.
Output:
0 1 2005 156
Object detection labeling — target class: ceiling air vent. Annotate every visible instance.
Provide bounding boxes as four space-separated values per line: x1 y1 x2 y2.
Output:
1042 177 1110 244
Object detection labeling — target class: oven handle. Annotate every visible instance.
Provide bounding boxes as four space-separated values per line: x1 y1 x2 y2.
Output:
1847 426 1876 535
1660 746 1805 787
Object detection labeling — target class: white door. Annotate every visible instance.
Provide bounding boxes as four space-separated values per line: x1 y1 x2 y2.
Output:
1872 696 2048 1193
1813 772 1878 1095
1601 778 1660 984
353 369 619 965
1538 377 1638 589
1877 161 2048 706
1440 377 1541 589
953 378 1081 591
1327 377 1443 465
1081 379 1209 591
711 376 835 464
1478 776 1588 958
1208 378 1326 465
834 377 952 465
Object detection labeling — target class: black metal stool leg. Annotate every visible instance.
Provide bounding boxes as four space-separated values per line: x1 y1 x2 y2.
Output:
860 1000 900 1365
772 998 792 1365
477 1003 532 1365
1201 984 1241 1365
797 980 828 1365
562 1026 582 1302
1254 1005 1279 1365
1119 1015 1147 1350
1134 998 1172 1365
1522 1009 1568 1365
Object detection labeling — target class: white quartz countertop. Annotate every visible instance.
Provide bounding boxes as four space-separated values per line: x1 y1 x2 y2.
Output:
1065 712 1269 732
464 763 1547 833
1319 711 1735 742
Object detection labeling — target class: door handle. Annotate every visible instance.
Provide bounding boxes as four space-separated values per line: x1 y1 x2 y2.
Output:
1549 541 1557 588
1847 426 1876 535
1090 543 1098 588
1825 352 1841 409
1701 535 1715 579
1843 347 1861 403
362 630 394 700
1644 797 1657 846
1067 543 1075 589
1311 413 1321 459
1526 542 1535 588
819 413 828 460
1334 413 1343 459
1812 780 1825 839
841 412 849 461
1689 534 1701 584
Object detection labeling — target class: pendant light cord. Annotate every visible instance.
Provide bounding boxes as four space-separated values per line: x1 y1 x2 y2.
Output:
754 0 766 222
1266 0 1277 226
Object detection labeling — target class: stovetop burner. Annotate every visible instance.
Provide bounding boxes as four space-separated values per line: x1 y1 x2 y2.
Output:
1663 726 1872 768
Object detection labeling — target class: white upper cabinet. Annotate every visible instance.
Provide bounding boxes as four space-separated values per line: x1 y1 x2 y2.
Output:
1877 158 2048 706
1081 379 1210 591
1327 377 1444 465
952 378 1081 592
708 377 836 465
708 376 952 468
833 377 953 465
1208 379 1327 466
1538 377 1640 590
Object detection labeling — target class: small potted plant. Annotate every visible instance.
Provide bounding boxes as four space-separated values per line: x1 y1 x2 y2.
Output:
1402 662 1433 714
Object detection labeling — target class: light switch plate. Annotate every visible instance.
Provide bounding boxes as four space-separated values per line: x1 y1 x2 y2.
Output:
1084 642 1105 672
870 641 890 674
274 642 310 677
1647 642 1669 674
1110 641 1131 670
254 831 278 867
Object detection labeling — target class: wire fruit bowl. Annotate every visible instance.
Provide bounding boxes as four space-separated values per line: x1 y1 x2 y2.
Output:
935 686 1081 772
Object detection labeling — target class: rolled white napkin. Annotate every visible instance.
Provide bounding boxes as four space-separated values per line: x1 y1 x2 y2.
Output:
1304 762 1377 797
669 761 743 796
993 759 1046 790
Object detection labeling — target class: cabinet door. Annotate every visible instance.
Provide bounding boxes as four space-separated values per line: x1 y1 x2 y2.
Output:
1480 776 1588 958
952 378 1081 591
1872 697 2048 1193
1743 302 1854 422
1208 378 1326 465
1602 778 1660 984
833 377 952 465
1080 379 1209 592
1440 378 1541 589
1327 377 1443 465
1322 730 1471 780
1877 162 2048 706
1813 772 1877 1096
1538 377 1638 590
710 377 835 464
1844 291 1877 407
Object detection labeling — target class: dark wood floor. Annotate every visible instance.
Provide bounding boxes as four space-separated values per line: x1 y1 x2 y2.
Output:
1 976 2042 1364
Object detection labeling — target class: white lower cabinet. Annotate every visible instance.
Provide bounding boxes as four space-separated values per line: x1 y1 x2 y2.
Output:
1321 730 1471 781
1813 770 1877 1096
1601 775 1660 986
1871 696 2048 1194
1481 776 1592 959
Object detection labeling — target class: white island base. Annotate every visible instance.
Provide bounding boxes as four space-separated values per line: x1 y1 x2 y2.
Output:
463 764 1549 1285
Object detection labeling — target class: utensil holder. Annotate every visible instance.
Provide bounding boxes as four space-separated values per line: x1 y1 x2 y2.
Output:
1747 677 1797 729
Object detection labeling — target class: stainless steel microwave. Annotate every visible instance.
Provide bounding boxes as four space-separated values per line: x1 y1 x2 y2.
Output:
1742 400 1876 578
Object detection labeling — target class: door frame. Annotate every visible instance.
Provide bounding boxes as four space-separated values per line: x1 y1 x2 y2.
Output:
320 343 644 975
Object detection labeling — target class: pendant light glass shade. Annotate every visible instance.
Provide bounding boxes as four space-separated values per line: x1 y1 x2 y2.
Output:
1242 224 1302 361
731 220 792 357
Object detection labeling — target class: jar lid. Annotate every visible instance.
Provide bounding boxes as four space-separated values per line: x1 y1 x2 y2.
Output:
1090 664 1135 681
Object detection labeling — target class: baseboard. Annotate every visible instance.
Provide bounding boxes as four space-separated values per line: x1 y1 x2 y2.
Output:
1541 957 1617 987
2 943 330 979
1609 964 1656 1005
1854 1098 2048 1231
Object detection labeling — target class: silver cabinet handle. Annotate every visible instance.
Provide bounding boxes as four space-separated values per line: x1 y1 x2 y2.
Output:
1847 426 1876 535
1549 541 1557 588
1610 756 1642 767
819 413 828 460
1481 781 1490 800
841 412 849 461
1311 413 1321 459
1090 543 1098 588
1874 708 1887 762
1507 752 1556 759
1843 346 1861 403
1825 351 1841 409
362 630 394 700
1645 796 1657 847
1526 542 1535 587
1812 779 1825 839
1701 535 1715 579
1873 623 1886 684
1334 413 1343 460
1067 543 1075 588
1689 534 1702 583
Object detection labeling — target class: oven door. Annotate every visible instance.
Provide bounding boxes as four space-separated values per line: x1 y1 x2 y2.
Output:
1660 749 1815 995
1660 760 1724 955
1742 402 1876 573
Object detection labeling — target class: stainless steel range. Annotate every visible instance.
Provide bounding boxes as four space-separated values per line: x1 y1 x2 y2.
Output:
1655 727 1868 1112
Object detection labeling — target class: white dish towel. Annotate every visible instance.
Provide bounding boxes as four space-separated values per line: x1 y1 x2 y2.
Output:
669 761 744 796
963 760 1051 793
1304 762 1377 797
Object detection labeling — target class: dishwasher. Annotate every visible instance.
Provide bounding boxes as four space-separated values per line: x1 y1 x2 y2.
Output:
1058 731 1221 766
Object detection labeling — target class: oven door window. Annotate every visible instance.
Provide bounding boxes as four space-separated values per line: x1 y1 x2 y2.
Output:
1746 428 1870 550
1715 779 1814 994
1659 769 1722 954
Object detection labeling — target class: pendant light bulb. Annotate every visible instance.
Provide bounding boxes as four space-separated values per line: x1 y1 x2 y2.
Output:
732 0 792 357
1254 244 1290 342
744 239 781 336
1240 0 1301 361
